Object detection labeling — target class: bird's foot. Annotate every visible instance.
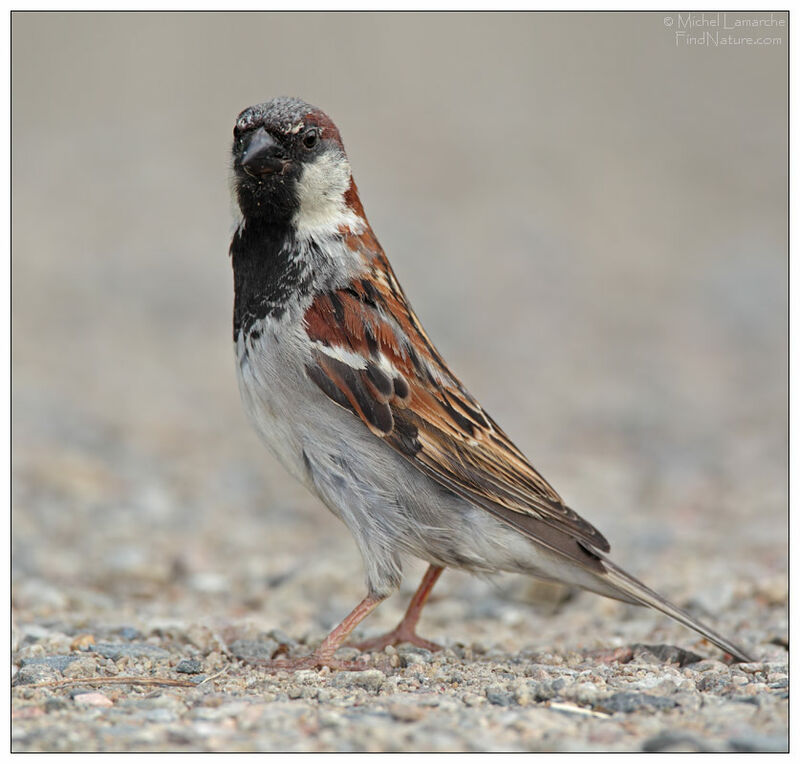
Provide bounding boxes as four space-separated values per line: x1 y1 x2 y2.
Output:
350 627 442 653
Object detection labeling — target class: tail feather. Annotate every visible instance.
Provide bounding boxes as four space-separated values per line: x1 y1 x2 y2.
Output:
600 558 753 663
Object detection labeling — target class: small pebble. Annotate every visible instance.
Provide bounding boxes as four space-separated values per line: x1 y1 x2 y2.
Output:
70 634 95 651
331 669 385 692
16 644 46 660
388 702 426 722
175 659 203 674
72 692 113 708
293 670 318 684
514 685 533 706
20 655 79 672
595 692 678 714
61 657 98 678
400 652 428 667
485 686 514 706
229 639 279 663
92 643 169 661
738 663 767 674
13 663 61 685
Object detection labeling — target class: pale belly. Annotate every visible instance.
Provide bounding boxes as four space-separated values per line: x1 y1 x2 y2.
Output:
233 319 617 599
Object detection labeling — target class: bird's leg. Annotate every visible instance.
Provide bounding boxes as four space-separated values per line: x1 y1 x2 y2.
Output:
350 565 444 653
245 593 385 672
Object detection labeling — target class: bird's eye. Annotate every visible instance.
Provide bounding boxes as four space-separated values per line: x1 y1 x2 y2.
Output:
302 129 320 150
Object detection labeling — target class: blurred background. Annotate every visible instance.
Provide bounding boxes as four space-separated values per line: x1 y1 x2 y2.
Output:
12 13 786 654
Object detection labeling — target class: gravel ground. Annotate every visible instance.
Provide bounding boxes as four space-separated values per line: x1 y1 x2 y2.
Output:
10 591 789 752
10 432 788 752
12 12 787 752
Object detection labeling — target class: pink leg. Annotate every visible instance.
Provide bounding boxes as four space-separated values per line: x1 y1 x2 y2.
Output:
244 593 385 672
351 565 444 653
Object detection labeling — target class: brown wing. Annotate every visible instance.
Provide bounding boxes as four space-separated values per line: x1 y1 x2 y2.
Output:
302 247 611 563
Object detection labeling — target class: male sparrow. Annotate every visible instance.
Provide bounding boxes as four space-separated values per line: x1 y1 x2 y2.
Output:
229 97 752 670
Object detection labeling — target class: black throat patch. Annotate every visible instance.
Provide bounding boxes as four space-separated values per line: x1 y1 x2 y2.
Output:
230 219 314 340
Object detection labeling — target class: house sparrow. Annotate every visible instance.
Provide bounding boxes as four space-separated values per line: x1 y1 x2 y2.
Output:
229 97 752 670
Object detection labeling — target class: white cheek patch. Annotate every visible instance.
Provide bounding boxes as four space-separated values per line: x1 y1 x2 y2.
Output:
293 151 360 237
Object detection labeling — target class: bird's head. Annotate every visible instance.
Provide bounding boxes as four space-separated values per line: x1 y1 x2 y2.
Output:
231 97 363 236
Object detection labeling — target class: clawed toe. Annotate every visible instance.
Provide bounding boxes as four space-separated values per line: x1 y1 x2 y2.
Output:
350 629 442 653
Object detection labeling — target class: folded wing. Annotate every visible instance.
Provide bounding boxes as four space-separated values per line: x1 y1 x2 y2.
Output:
303 255 611 571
